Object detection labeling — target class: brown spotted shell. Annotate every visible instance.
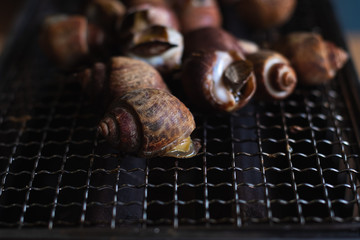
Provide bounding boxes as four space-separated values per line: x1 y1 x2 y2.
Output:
108 57 169 99
98 88 196 158
77 56 169 106
274 32 348 85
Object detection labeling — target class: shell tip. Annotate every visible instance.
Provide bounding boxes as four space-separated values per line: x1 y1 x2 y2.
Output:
98 121 109 137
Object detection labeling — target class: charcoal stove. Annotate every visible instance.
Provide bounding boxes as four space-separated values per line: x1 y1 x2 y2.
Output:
1 0 360 238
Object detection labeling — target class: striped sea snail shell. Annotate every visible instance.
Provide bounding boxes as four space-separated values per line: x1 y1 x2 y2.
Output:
98 88 201 158
274 32 348 85
246 50 297 100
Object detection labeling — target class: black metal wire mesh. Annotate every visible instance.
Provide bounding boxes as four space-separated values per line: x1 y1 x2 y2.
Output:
0 0 360 233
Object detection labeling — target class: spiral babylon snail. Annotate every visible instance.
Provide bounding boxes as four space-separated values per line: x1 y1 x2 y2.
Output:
182 27 256 112
98 88 201 158
246 50 297 100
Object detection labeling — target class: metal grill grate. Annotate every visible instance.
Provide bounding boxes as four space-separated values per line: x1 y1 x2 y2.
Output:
1 0 360 236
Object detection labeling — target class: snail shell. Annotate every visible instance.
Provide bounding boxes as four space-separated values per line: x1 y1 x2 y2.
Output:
86 0 126 34
77 56 169 105
235 0 297 29
40 15 105 70
175 0 222 33
246 50 297 100
182 50 256 112
274 32 348 85
98 88 200 158
183 27 246 60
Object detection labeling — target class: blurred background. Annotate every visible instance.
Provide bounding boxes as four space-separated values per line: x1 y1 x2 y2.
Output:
0 0 359 75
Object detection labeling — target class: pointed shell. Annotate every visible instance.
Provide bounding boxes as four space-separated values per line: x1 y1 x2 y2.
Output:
99 88 196 158
274 32 348 85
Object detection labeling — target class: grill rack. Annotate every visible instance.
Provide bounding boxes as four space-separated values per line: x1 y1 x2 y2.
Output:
1 0 360 238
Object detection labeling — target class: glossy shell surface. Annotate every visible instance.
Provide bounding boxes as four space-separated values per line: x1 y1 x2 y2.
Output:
111 88 196 158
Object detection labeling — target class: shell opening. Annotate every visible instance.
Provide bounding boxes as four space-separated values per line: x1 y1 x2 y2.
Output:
223 59 254 102
128 27 183 70
163 137 201 158
210 51 235 104
130 25 177 56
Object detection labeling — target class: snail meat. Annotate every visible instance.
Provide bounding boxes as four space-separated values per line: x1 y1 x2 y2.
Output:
182 50 256 112
274 32 348 85
98 88 201 158
246 50 297 100
39 15 105 70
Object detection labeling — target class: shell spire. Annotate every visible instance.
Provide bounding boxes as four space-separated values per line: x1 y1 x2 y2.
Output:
246 50 297 100
98 89 201 158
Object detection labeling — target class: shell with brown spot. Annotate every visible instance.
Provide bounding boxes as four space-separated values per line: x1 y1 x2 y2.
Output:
98 88 200 158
